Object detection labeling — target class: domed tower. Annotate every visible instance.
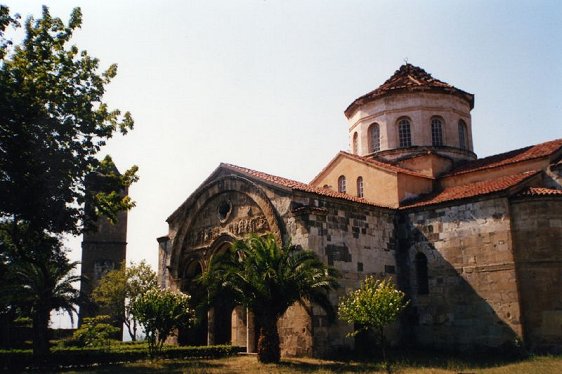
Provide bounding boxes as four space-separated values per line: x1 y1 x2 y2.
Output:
344 64 476 164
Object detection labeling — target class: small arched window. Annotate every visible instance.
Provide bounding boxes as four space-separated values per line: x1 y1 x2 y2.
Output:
356 176 364 198
369 123 380 152
338 175 346 193
352 132 359 154
431 118 443 146
458 120 468 149
415 252 429 295
398 118 412 148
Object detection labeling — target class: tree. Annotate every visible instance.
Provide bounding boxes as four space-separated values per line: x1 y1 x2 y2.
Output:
338 277 409 363
0 242 82 359
92 260 158 341
0 5 138 249
200 233 340 363
0 5 137 359
131 288 195 356
69 315 120 349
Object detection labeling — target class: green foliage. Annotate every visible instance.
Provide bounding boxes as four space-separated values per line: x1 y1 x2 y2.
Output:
131 288 195 356
0 240 83 358
68 315 119 349
92 260 157 341
0 5 137 238
201 233 339 363
0 4 136 359
338 276 408 361
0 344 242 371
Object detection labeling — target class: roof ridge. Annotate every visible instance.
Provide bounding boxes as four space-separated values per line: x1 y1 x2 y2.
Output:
402 170 541 209
446 138 562 177
516 186 562 197
221 163 394 209
339 151 433 179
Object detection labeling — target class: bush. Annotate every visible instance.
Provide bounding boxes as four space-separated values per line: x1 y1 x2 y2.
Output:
65 315 120 348
0 344 242 371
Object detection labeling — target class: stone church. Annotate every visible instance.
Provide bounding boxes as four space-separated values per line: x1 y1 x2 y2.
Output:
157 64 562 356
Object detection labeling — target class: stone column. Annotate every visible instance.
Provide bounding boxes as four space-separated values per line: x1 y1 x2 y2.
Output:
246 309 256 353
207 307 215 345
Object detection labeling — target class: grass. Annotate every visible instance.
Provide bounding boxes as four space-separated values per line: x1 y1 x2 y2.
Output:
61 353 562 373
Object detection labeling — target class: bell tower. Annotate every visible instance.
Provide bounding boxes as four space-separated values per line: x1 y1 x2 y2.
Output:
79 164 128 326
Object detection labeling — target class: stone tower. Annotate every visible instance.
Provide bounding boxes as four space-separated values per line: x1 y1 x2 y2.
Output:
79 167 128 324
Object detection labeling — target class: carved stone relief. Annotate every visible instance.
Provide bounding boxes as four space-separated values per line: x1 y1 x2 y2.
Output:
186 191 270 250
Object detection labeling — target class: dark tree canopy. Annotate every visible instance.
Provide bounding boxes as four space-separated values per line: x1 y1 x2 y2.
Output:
0 5 137 358
0 5 137 241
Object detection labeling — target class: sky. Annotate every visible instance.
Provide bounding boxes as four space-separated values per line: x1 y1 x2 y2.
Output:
4 0 562 326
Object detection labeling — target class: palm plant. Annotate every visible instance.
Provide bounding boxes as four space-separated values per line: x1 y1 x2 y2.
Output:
201 233 339 363
3 251 82 359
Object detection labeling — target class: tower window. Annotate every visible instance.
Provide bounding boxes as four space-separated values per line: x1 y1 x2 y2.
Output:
458 120 468 149
338 175 346 193
352 132 359 154
369 123 380 152
356 176 364 198
415 252 429 295
431 118 443 146
398 118 412 148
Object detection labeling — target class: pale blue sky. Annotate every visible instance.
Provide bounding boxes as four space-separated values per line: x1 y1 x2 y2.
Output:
5 1 562 289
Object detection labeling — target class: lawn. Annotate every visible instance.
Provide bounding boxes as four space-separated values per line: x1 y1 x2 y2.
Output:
64 353 562 373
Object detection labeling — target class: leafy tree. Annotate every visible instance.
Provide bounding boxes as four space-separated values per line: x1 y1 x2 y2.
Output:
131 288 195 356
92 260 158 341
68 315 120 349
338 277 409 362
201 233 340 363
0 4 136 359
0 5 138 250
0 241 82 359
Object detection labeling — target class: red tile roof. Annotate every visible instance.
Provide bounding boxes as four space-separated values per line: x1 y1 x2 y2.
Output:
516 187 562 197
310 151 432 184
345 64 474 117
446 139 562 177
220 163 393 208
341 151 432 178
402 171 540 209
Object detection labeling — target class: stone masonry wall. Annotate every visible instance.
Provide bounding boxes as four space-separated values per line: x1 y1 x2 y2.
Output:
398 197 523 350
286 193 397 356
510 198 562 351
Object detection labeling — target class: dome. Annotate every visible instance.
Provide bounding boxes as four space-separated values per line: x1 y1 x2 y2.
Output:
345 64 476 163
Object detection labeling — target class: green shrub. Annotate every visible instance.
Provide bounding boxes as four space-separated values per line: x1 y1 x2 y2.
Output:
0 344 242 371
66 315 120 348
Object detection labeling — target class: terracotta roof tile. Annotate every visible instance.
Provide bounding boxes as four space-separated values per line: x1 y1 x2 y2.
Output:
402 171 540 209
340 151 432 179
221 163 393 208
446 139 562 177
516 187 562 197
345 64 474 117
310 151 432 184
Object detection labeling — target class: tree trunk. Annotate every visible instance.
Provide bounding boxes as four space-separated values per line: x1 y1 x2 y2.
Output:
32 307 50 361
380 326 386 362
257 313 280 363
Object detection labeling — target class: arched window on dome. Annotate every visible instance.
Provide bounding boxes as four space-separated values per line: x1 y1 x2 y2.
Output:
398 118 412 148
415 252 429 295
458 120 468 149
369 123 380 152
338 175 346 194
356 176 364 198
352 132 359 154
431 117 443 146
